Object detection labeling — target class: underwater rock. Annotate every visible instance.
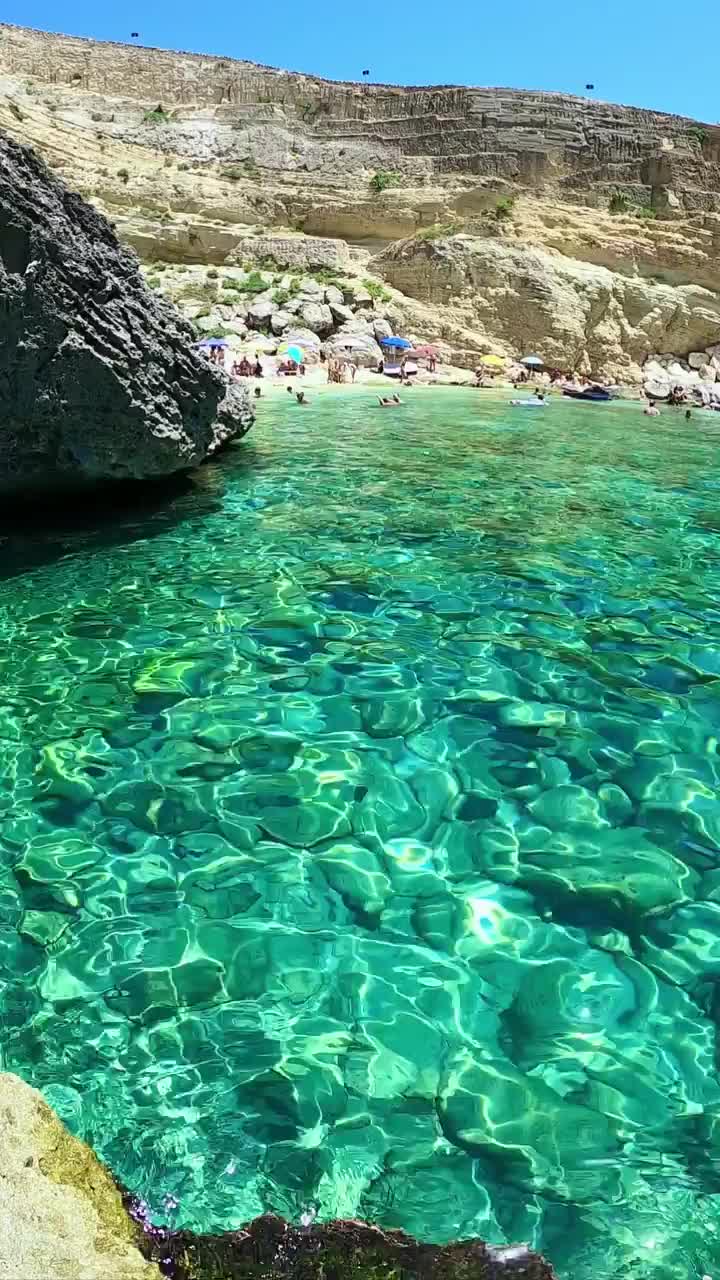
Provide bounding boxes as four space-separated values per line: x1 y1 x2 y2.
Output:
0 132 253 496
129 1209 558 1280
0 1072 158 1279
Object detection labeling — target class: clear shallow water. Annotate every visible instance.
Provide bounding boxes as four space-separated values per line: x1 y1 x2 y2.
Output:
3 390 720 1277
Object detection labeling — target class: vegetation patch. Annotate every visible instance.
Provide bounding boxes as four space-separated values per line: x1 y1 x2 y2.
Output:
609 192 657 218
117 168 130 184
143 105 171 125
362 279 391 302
203 324 234 338
309 266 346 287
416 221 462 240
493 194 515 221
369 170 402 193
687 125 709 146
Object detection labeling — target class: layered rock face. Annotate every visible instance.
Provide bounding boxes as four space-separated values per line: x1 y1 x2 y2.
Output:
0 129 252 497
373 235 720 378
1 21 719 212
2 22 720 378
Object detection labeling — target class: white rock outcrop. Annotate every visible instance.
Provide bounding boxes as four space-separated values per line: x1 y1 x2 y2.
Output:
0 1072 158 1280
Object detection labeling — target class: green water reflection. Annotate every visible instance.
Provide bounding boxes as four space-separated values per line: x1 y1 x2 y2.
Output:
2 390 720 1278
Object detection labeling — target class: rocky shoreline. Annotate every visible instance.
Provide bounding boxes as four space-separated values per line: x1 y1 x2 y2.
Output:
0 1072 556 1280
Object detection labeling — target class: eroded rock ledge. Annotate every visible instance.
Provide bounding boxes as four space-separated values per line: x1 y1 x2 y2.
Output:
0 1073 556 1280
0 131 253 497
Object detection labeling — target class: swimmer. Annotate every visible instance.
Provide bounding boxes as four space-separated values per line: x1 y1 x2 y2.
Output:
254 386 262 398
296 391 308 405
644 404 660 416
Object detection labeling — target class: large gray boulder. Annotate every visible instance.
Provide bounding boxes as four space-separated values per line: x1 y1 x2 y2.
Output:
325 332 384 367
271 309 293 335
0 132 252 496
329 301 354 324
300 301 334 335
247 298 276 329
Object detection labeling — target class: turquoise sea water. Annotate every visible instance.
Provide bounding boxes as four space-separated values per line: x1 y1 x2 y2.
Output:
3 389 720 1277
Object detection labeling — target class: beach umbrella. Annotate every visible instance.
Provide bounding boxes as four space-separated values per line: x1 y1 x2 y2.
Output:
277 343 304 364
520 354 544 367
480 354 505 366
196 337 229 349
380 336 412 350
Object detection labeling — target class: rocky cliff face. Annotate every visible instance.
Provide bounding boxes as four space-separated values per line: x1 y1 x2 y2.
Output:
373 234 720 379
2 22 719 378
1 22 719 211
0 127 253 496
0 1072 158 1279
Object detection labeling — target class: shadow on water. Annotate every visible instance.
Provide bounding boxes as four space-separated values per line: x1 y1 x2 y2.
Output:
0 441 262 582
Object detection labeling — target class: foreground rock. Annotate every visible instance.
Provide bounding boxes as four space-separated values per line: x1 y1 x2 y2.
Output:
0 132 253 496
0 1072 556 1280
0 1073 159 1279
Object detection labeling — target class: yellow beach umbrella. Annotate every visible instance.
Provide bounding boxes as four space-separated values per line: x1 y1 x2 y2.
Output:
480 354 506 366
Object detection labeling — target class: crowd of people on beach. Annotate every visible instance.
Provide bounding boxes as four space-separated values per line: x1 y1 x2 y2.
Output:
196 341 718 421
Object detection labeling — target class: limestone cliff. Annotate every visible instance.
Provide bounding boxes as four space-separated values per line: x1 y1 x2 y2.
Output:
372 234 720 380
2 22 720 377
0 1072 158 1279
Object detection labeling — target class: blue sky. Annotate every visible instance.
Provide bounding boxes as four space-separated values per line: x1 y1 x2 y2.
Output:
4 0 718 123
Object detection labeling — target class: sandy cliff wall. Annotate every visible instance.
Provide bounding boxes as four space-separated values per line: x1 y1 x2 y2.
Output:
2 22 720 378
2 22 720 209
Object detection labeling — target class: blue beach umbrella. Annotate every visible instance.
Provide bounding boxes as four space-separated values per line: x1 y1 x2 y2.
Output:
520 354 544 367
380 337 412 350
196 338 229 349
278 343 304 364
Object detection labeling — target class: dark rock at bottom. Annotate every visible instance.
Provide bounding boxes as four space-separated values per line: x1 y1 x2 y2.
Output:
126 1207 557 1280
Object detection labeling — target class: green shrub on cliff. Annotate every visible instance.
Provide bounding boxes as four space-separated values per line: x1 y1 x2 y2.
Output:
609 192 631 214
416 222 462 240
143 105 170 125
310 267 346 287
493 195 515 221
609 192 657 219
243 271 268 293
362 279 391 302
687 125 709 146
369 170 402 193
